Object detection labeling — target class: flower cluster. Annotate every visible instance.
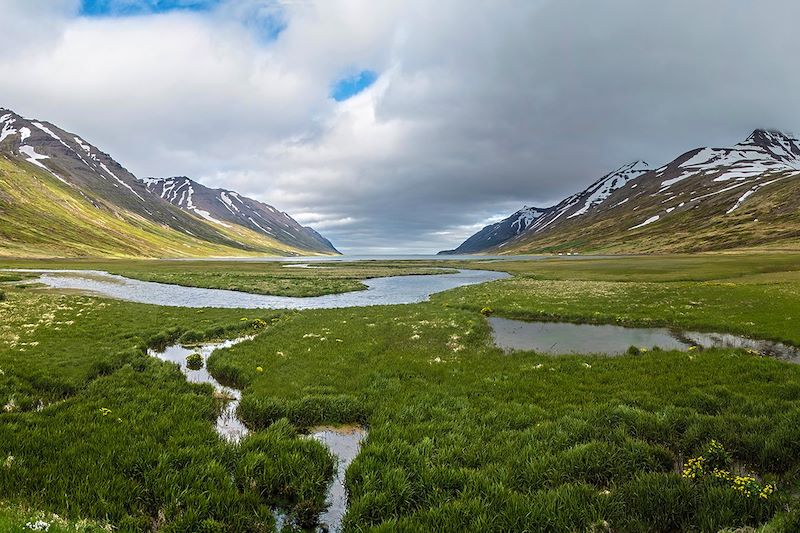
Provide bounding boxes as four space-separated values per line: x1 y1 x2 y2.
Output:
731 475 758 497
25 521 50 531
681 440 775 500
682 456 705 480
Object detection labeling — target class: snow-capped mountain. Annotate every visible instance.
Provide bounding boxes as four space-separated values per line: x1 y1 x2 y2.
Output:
440 161 650 254
141 176 338 254
439 206 552 254
442 131 800 254
0 107 339 257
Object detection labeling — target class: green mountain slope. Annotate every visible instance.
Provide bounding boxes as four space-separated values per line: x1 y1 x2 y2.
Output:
0 156 321 257
0 108 337 258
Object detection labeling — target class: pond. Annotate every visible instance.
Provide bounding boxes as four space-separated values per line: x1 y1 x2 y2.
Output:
8 268 508 309
489 317 800 363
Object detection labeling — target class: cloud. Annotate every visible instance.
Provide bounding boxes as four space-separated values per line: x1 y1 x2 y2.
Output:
2 0 800 253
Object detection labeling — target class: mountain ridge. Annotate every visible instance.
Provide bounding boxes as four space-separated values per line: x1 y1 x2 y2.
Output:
141 176 338 255
0 107 338 258
441 129 800 254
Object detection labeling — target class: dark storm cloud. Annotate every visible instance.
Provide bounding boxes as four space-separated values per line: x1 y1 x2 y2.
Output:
2 0 799 253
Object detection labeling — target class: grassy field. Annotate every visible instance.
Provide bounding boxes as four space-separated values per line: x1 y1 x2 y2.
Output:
0 288 335 531
1 253 800 531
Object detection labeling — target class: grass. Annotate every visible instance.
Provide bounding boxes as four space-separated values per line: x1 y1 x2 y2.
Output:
0 289 335 530
2 253 800 530
433 259 800 345
0 501 110 532
210 301 800 531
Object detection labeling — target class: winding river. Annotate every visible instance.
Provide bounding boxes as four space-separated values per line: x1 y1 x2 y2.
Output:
8 268 509 309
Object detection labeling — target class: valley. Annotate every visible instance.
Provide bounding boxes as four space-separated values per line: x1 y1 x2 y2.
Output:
1 253 800 531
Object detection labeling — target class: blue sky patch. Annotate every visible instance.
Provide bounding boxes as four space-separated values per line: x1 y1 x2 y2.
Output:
330 70 378 102
80 0 285 42
80 0 222 17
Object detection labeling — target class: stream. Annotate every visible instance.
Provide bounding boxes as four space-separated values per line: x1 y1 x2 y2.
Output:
149 338 364 532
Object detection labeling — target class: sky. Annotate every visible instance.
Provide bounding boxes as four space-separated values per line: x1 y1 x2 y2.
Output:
2 1 800 254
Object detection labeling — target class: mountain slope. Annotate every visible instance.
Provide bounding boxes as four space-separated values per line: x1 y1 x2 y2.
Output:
441 161 651 254
443 131 800 254
0 108 338 258
141 176 338 254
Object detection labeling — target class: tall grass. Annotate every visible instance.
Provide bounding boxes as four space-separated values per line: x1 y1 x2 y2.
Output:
3 254 800 530
0 290 333 530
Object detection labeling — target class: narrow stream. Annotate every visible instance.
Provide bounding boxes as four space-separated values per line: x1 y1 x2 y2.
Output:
148 338 251 441
149 338 365 532
489 317 800 363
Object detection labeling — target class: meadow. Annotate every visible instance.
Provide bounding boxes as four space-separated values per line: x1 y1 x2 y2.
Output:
1 253 799 531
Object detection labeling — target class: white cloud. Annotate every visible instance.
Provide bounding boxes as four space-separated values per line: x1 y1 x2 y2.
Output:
2 0 800 253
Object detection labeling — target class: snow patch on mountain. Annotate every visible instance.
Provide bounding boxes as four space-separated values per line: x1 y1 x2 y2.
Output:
567 161 649 218
629 215 660 230
0 116 17 143
660 130 800 190
510 206 547 232
99 162 145 201
32 122 62 141
19 145 69 184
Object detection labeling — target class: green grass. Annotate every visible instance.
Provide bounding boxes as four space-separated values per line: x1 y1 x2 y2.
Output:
209 301 800 532
2 253 800 531
0 290 334 530
455 252 800 282
0 502 110 532
433 261 800 346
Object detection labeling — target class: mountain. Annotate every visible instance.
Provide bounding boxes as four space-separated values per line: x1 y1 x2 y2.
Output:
141 176 337 255
0 107 338 257
440 161 650 254
441 131 800 254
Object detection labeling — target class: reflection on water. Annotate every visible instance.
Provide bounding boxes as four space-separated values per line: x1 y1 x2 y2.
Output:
309 426 367 533
10 269 508 309
489 317 800 363
148 338 252 441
